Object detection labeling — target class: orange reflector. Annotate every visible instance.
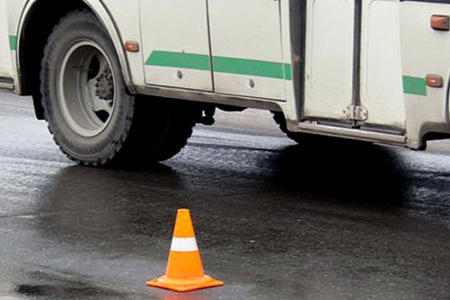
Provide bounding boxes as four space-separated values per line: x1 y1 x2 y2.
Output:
431 15 449 31
124 40 140 52
426 74 443 88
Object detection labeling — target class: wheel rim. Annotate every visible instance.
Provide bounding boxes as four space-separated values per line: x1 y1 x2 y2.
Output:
58 41 116 137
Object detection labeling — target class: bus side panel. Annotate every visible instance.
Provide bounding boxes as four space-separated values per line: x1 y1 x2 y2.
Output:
0 0 13 79
208 0 286 100
140 0 213 91
400 2 450 146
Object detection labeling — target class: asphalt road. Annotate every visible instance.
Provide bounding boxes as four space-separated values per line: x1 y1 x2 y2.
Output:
0 92 449 300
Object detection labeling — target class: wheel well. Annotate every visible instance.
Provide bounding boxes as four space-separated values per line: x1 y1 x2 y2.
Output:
19 0 90 119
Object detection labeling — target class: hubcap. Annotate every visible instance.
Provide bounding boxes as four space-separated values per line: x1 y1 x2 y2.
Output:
58 41 116 137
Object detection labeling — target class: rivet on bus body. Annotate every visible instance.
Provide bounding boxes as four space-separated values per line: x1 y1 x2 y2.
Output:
248 79 255 88
177 71 183 79
431 15 449 31
426 74 443 88
124 40 140 52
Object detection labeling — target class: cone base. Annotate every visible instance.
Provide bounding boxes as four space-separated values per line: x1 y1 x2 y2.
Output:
146 274 224 292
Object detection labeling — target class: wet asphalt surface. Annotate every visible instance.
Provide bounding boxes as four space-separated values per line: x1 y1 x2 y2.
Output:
0 92 449 300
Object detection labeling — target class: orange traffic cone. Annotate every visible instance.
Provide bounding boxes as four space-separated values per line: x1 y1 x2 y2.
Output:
147 208 224 292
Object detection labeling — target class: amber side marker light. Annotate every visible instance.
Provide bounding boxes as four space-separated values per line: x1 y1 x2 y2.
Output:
426 74 443 88
431 15 449 31
124 41 140 52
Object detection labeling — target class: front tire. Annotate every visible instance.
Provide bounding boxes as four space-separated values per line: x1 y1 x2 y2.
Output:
41 10 199 166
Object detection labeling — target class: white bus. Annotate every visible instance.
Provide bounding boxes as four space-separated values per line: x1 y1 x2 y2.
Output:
1 0 450 165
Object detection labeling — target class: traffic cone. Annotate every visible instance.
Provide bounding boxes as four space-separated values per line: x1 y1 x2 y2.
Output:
147 208 224 292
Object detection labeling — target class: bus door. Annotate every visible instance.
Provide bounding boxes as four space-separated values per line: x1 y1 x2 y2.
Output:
140 0 213 91
208 0 286 100
303 0 405 131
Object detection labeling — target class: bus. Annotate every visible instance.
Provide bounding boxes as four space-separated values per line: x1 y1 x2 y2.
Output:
1 0 450 166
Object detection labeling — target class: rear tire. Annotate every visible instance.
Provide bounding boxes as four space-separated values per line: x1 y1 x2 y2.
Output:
272 111 313 143
40 10 199 166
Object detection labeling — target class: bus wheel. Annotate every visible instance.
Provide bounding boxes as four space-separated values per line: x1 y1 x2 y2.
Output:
40 10 199 166
272 111 306 143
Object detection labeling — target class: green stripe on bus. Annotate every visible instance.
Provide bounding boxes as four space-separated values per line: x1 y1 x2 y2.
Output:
9 35 17 51
146 51 292 80
146 51 210 71
403 76 427 96
283 64 292 81
213 56 291 80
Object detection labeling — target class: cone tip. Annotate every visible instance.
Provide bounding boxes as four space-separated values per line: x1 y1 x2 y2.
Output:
176 208 192 220
173 208 195 238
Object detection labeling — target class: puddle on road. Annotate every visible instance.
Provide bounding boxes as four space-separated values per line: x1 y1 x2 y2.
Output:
15 283 124 299
10 271 128 300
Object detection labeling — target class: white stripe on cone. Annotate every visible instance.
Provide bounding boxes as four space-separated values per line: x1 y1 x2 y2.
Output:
170 237 199 252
